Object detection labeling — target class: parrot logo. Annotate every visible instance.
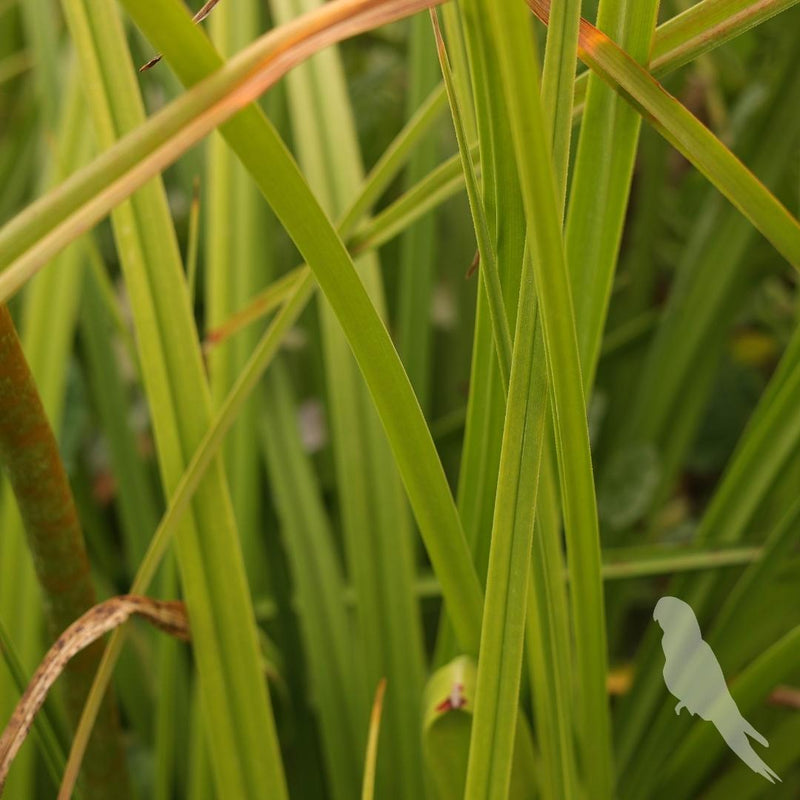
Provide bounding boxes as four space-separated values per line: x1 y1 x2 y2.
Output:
653 596 780 784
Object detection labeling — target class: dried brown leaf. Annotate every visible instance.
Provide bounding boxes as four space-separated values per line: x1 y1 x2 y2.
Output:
0 595 189 792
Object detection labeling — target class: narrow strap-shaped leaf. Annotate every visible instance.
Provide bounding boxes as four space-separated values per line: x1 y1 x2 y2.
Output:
438 0 528 668
205 0 271 594
479 2 614 796
533 3 584 795
464 250 548 798
530 0 800 271
58 0 288 794
57 269 316 800
572 0 800 110
0 0 443 287
0 0 485 657
266 3 428 795
260 360 363 800
541 0 581 212
620 55 800 500
563 0 660 389
205 93 457 349
651 0 800 73
117 0 483 654
396 12 441 410
433 10 512 390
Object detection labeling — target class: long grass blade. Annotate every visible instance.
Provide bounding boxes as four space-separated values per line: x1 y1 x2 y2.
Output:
205 0 271 603
58 0 287 794
396 13 441 411
481 2 614 796
432 10 511 390
523 453 580 800
57 268 316 800
0 0 444 293
442 0 527 665
563 0 660 389
619 54 800 499
0 0 486 654
651 0 800 73
540 0 580 210
260 360 363 800
531 4 583 797
205 138 470 351
0 596 188 791
463 246 548 798
530 0 800 272
117 0 483 654
267 2 427 794
572 0 800 111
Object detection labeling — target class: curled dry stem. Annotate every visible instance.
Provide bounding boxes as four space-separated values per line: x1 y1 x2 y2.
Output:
0 595 189 793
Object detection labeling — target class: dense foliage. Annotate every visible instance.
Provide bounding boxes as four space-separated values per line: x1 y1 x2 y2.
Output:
0 0 798 798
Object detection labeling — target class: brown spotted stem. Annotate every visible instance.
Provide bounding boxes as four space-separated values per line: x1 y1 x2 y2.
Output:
0 305 130 800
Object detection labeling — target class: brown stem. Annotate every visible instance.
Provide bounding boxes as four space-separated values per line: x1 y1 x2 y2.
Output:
0 305 130 799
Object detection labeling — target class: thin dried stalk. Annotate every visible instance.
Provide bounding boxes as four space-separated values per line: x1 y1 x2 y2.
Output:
0 595 189 791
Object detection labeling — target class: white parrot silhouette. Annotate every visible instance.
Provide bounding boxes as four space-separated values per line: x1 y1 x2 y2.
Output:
653 596 780 784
